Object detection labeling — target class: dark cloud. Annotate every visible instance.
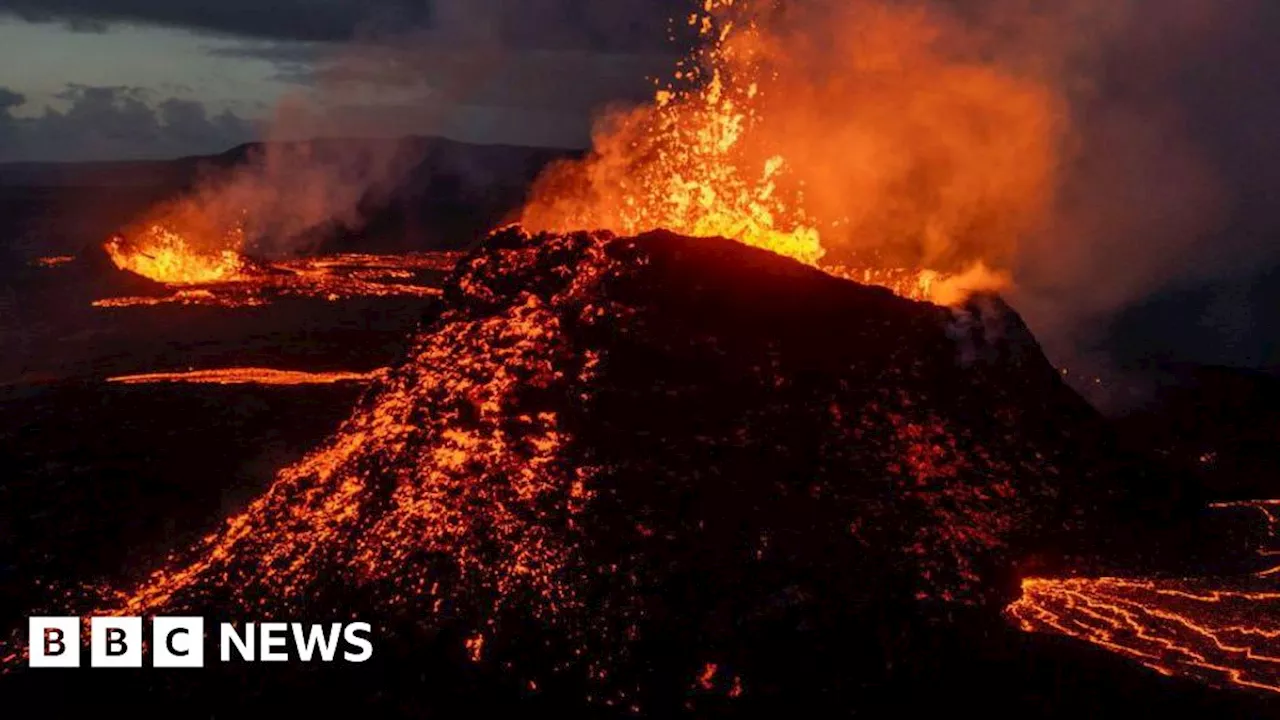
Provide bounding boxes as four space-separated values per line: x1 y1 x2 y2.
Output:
1010 1 1280 359
0 0 687 49
193 0 688 150
0 87 22 110
196 0 691 90
0 1 692 160
203 41 326 85
0 84 255 162
1101 1 1280 368
0 0 430 42
204 42 324 65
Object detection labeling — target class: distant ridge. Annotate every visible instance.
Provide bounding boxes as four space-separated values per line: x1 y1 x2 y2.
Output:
0 136 582 189
0 136 582 255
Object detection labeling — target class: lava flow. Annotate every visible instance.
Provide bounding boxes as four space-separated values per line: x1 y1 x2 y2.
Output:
107 367 386 386
30 255 75 268
1010 500 1280 695
96 174 460 307
96 240 456 308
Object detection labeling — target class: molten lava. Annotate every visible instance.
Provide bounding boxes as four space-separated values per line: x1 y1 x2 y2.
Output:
99 164 460 308
522 3 824 269
5 227 1270 710
105 227 246 285
107 367 386 386
31 255 74 268
94 246 457 308
8 2 1265 711
1010 500 1280 696
522 0 1056 305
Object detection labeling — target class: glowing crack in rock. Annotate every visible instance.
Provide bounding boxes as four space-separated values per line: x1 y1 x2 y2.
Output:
1009 500 1280 695
30 256 75 268
106 367 387 386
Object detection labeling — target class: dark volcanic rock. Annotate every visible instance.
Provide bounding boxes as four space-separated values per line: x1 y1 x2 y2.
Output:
5 227 1195 713
34 240 165 300
434 227 1186 605
1114 363 1280 501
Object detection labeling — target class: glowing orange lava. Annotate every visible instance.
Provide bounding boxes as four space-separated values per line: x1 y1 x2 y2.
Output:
7 227 1274 712
91 289 266 309
106 367 386 386
523 0 1053 305
523 1 824 270
91 285 591 648
1010 500 1280 695
105 226 246 285
30 255 74 268
94 251 456 308
101 174 461 307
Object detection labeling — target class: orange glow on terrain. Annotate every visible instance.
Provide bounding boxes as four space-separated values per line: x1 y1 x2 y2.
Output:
0 227 1146 702
1010 500 1280 695
30 256 75 268
3 228 1280 712
106 367 386 386
5 3 1274 712
95 243 457 308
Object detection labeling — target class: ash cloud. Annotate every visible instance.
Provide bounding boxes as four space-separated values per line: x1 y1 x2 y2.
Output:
832 0 1280 371
872 0 1280 373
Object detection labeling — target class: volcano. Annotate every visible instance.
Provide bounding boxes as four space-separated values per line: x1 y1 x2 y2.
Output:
9 226 1206 713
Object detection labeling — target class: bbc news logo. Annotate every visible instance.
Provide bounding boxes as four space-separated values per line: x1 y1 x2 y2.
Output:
28 617 373 668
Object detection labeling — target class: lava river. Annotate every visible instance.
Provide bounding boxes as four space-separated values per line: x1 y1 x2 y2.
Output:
1010 500 1280 695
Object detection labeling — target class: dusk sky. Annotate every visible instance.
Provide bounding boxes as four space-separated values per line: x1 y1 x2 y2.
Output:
0 1 684 162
